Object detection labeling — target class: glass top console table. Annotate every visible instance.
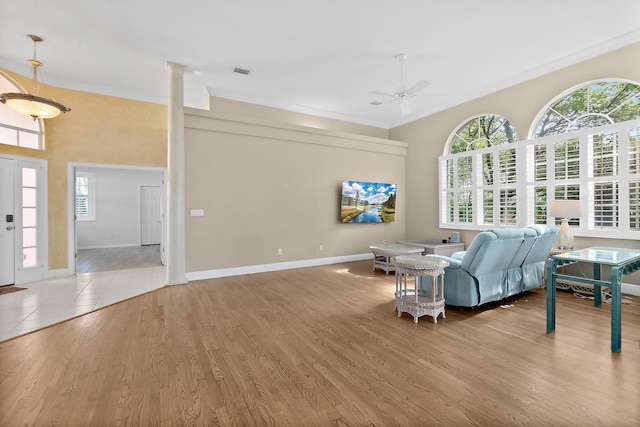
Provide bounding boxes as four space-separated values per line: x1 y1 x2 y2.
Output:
546 246 640 352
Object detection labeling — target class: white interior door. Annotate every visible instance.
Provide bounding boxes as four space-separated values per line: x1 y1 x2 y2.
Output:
140 185 162 245
0 158 15 286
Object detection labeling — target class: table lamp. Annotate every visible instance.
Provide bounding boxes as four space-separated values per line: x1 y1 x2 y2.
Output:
550 200 582 250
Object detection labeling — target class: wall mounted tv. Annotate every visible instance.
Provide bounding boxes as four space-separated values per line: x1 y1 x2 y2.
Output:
340 180 396 223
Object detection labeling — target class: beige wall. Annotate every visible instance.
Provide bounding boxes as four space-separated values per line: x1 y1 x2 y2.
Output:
0 69 167 270
391 42 640 283
1 68 395 275
207 97 390 139
2 42 638 278
184 108 406 272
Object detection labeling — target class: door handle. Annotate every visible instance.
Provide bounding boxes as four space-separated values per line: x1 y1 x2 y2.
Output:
6 226 14 231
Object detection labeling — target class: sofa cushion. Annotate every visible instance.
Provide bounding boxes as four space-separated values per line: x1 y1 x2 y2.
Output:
461 228 525 276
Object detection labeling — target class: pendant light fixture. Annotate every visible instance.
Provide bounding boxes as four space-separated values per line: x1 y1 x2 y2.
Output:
0 34 70 119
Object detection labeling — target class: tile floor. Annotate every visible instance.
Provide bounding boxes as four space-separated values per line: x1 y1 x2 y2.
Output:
0 266 166 342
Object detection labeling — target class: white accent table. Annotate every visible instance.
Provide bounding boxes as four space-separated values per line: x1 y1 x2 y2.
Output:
392 255 449 324
369 243 424 274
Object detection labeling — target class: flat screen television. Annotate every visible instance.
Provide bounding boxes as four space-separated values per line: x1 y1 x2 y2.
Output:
340 180 396 223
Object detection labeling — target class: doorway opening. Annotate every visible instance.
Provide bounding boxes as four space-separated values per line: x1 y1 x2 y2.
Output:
69 163 166 274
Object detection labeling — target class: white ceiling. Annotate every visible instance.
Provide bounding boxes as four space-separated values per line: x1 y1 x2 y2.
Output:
1 1 639 129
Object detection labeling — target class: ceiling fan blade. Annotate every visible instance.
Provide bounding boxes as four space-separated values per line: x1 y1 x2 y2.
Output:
406 80 430 95
369 90 398 99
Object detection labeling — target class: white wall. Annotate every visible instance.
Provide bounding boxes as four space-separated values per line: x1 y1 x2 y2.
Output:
76 166 163 249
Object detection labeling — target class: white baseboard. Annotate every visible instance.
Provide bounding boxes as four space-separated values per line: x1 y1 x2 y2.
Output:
78 243 141 250
186 253 373 281
622 283 640 296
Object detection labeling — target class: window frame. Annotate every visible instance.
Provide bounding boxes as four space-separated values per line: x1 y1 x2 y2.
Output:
0 71 44 150
75 172 96 221
446 113 518 154
439 118 640 240
529 78 640 139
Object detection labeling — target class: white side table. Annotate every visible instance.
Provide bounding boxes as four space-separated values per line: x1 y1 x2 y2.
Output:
392 255 450 323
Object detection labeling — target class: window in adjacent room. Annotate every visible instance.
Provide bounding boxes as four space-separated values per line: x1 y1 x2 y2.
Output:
75 172 96 221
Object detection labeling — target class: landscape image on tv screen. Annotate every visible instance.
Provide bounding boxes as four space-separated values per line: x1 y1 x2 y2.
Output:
340 180 396 223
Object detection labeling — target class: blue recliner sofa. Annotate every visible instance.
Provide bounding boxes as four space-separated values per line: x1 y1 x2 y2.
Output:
422 225 558 308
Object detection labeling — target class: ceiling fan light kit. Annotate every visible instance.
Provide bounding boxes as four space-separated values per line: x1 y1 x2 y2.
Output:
370 53 430 116
0 34 70 119
400 98 411 115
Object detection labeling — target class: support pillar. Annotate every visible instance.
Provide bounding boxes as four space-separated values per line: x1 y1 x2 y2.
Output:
165 62 188 285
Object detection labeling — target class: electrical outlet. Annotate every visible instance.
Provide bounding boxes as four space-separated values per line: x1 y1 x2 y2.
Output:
278 248 282 256
319 244 324 251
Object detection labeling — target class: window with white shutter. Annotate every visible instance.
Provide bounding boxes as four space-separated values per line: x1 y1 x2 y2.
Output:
439 80 640 239
75 172 95 221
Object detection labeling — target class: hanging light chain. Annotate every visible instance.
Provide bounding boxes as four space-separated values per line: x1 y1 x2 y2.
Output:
28 35 44 96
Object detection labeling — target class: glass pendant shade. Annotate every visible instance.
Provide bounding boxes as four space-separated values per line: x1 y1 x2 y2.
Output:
1 92 69 119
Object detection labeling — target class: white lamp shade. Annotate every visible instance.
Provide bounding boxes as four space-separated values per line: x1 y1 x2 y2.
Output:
550 199 581 250
550 200 581 219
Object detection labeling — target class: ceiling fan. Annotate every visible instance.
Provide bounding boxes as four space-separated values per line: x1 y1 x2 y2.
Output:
370 53 430 115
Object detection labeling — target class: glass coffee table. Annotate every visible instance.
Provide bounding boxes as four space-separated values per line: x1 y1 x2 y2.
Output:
370 243 424 274
546 246 640 352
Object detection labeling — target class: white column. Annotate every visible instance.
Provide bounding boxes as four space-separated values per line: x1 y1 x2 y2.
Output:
165 62 188 285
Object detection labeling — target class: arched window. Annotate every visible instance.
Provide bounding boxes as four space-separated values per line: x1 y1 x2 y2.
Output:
443 114 519 226
448 114 517 154
530 79 640 232
439 79 640 238
531 80 640 138
0 71 44 149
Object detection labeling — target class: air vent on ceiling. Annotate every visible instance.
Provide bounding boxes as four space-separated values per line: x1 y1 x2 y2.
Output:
370 101 383 106
233 66 251 75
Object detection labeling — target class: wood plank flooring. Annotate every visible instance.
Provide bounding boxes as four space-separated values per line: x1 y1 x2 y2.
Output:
1 260 638 426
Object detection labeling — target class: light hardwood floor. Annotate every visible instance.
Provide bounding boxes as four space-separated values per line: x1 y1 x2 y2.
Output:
0 260 638 426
